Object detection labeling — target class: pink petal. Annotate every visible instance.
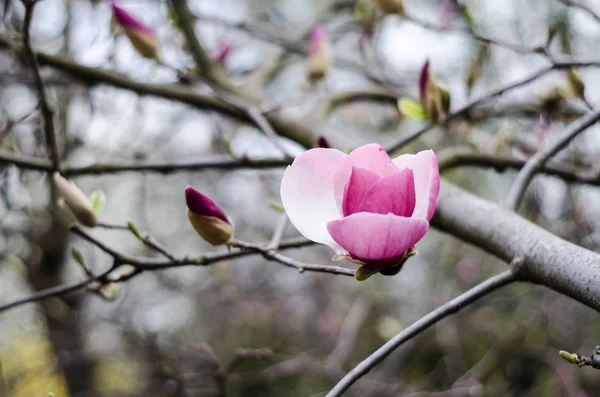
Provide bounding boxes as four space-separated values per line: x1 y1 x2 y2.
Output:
281 148 347 254
185 186 230 224
327 213 429 269
111 2 155 36
308 25 327 55
356 168 416 217
419 60 430 103
333 144 399 210
392 150 439 221
342 166 381 216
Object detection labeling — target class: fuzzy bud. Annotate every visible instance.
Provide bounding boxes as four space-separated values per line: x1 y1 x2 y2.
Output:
376 0 405 15
419 60 451 123
53 173 98 227
185 186 233 246
316 135 331 148
306 25 332 83
111 1 159 59
566 69 585 98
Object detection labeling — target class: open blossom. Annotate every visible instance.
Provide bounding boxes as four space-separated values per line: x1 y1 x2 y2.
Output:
185 186 234 246
281 144 439 277
111 0 159 59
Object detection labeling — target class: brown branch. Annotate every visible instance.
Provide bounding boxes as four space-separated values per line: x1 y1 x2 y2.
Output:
437 147 600 186
326 268 519 397
21 0 61 171
505 107 600 210
0 35 318 148
231 239 355 276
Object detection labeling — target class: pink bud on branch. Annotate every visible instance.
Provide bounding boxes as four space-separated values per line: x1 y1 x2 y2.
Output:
306 25 332 84
111 1 159 59
185 186 234 246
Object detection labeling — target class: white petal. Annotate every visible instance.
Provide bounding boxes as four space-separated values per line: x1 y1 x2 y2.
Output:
392 150 440 220
280 148 348 254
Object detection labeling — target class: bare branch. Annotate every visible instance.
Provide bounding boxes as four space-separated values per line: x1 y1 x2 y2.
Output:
231 239 355 277
505 107 600 210
437 147 600 187
21 0 61 171
325 268 518 397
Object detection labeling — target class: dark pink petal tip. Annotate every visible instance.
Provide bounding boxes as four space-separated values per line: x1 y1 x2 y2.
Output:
215 42 234 63
316 135 331 148
111 2 155 35
308 25 326 55
418 60 430 102
185 186 230 224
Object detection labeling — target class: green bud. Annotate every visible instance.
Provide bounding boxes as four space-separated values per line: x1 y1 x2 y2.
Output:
559 350 579 364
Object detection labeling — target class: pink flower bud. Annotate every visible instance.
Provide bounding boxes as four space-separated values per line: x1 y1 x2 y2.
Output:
316 135 331 148
280 144 439 280
306 25 332 83
111 1 159 59
185 186 233 246
418 60 450 122
53 172 98 227
214 42 234 65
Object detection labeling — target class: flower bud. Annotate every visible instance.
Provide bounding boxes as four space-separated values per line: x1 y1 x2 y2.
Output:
559 350 579 365
306 25 332 83
566 68 585 98
419 60 450 123
94 282 122 302
185 186 233 246
111 1 159 59
316 135 331 148
376 0 405 15
53 172 98 227
214 42 234 65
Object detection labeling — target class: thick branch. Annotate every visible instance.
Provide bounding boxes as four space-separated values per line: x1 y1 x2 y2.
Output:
433 180 600 312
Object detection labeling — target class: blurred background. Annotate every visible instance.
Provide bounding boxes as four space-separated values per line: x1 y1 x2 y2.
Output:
1 0 600 396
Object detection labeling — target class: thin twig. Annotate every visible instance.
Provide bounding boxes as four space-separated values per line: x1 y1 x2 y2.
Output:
21 0 61 171
266 214 288 251
0 266 114 313
231 239 355 276
505 107 600 210
557 0 600 23
325 268 519 397
326 295 372 368
437 147 600 186
168 0 294 158
385 65 555 153
0 236 314 314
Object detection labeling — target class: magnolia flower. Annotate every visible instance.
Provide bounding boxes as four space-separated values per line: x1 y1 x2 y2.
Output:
185 186 233 246
306 25 332 83
281 144 439 279
111 0 159 59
